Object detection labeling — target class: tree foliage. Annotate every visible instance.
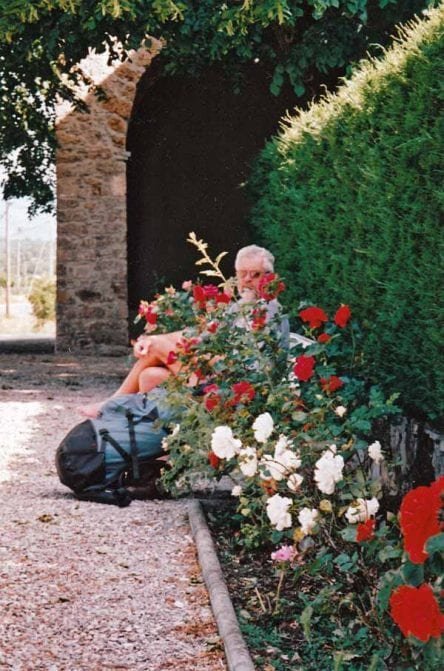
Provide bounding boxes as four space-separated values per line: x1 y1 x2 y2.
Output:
28 276 56 326
0 0 434 212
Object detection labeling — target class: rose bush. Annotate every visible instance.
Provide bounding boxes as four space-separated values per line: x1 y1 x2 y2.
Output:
136 236 442 668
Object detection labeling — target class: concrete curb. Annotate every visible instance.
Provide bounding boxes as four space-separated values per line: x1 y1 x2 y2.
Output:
0 337 55 353
187 500 256 671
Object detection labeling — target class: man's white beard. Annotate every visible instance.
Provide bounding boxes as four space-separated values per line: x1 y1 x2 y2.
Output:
239 288 257 302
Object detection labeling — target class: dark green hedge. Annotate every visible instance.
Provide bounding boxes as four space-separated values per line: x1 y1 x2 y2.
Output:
250 7 443 421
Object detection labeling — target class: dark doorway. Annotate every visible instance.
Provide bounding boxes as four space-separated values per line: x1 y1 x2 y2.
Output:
126 64 296 319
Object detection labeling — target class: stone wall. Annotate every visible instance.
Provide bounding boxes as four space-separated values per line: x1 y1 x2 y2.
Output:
56 46 157 354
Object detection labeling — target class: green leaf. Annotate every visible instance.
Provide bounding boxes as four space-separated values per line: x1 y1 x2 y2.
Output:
376 569 403 611
402 560 424 586
271 529 284 544
334 651 360 670
377 546 403 563
300 604 313 642
294 83 305 97
366 653 381 671
425 532 444 556
340 525 357 542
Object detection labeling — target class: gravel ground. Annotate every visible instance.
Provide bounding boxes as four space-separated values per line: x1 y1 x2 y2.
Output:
0 353 227 671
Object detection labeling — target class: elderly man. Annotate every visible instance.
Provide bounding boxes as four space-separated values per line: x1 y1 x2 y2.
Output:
79 244 283 418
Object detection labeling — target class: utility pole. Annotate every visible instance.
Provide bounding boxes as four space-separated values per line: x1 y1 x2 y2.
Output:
16 233 21 292
4 201 10 318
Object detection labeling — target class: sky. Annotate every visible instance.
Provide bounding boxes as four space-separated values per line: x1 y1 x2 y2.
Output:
0 167 56 241
0 196 56 242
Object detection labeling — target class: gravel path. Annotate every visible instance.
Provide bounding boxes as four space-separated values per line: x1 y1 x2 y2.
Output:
0 354 227 671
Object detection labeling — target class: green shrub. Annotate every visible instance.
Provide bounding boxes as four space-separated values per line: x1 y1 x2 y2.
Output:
249 7 444 421
28 277 56 327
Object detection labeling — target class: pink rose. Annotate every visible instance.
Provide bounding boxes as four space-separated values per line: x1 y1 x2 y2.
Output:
271 545 297 563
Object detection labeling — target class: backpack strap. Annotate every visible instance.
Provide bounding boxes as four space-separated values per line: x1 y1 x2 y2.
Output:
112 403 159 425
99 429 131 464
77 485 132 508
125 410 140 481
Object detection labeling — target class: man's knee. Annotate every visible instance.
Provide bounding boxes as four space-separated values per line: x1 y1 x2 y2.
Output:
138 366 170 392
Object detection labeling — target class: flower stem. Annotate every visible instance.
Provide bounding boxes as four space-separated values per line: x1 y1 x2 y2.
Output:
273 568 286 615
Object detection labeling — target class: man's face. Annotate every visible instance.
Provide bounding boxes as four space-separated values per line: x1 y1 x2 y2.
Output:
236 256 267 296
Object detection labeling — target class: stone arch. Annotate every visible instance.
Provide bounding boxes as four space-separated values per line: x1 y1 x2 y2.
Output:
56 47 295 353
56 46 157 354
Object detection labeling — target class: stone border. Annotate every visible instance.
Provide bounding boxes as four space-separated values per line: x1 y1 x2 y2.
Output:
187 500 256 671
0 337 55 353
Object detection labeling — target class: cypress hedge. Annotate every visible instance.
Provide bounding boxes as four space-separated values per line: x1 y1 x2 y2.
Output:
250 6 443 421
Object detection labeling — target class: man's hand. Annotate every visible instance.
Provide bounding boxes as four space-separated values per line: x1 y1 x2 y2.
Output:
133 335 152 358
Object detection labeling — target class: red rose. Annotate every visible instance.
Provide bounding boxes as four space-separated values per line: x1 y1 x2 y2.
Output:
216 291 231 304
138 302 158 325
389 584 444 642
207 321 219 333
320 375 344 393
318 333 331 344
400 476 444 564
166 351 178 365
178 336 201 354
293 355 316 382
251 308 267 331
258 273 285 301
230 381 255 405
208 452 220 469
138 302 149 317
203 384 221 412
356 518 375 542
203 284 219 299
193 285 207 308
334 304 351 328
299 306 329 329
205 395 220 412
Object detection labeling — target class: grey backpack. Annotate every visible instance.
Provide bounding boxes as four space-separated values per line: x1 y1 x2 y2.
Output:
55 390 174 506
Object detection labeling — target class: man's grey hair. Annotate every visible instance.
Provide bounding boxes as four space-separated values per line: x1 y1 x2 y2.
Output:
235 245 275 273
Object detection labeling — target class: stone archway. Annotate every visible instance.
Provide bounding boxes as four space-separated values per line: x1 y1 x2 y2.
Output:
55 48 295 352
55 47 156 354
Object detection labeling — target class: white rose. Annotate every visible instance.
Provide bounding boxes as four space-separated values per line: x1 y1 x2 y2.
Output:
274 435 302 471
259 454 285 481
298 507 319 535
314 445 344 495
287 371 300 394
368 440 383 464
335 405 347 418
239 446 258 477
171 424 181 437
345 497 380 524
277 449 301 473
252 412 274 443
259 436 301 481
266 494 293 531
211 426 242 460
231 485 242 497
287 472 304 492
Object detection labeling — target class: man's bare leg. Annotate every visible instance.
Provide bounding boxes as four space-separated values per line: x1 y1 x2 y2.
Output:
77 331 183 418
138 366 170 393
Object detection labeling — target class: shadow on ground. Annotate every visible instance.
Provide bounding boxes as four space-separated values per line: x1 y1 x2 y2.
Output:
0 352 130 391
